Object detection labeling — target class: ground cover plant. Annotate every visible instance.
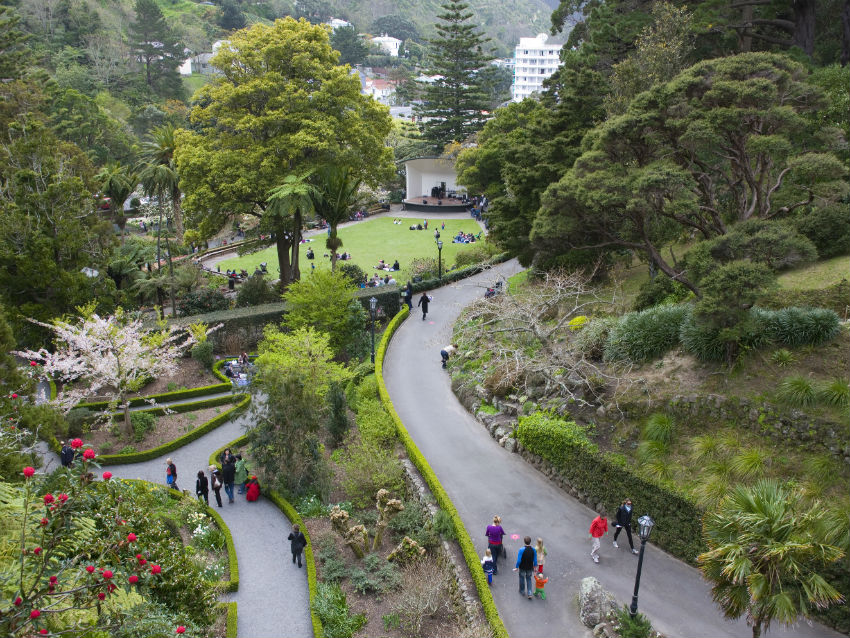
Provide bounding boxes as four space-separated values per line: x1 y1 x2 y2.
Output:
217 216 488 285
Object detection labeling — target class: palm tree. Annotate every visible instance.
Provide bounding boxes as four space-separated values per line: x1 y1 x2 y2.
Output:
140 124 183 245
698 479 844 638
138 160 178 315
96 162 136 246
311 166 362 271
266 172 318 288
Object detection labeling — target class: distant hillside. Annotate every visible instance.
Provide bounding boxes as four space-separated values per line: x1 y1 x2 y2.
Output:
322 0 556 57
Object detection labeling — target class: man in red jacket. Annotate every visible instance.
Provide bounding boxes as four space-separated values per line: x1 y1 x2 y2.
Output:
589 511 608 563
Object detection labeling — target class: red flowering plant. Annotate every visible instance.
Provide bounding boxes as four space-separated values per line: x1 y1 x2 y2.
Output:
0 445 213 637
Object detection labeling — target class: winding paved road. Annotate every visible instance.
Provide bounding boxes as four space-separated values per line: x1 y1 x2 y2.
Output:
38 396 312 638
382 259 840 638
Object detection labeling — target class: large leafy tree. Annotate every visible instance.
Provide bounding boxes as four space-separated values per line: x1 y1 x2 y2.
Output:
330 26 368 66
699 480 844 638
415 0 492 150
128 0 184 99
532 53 847 290
371 15 420 42
456 50 607 266
175 17 393 289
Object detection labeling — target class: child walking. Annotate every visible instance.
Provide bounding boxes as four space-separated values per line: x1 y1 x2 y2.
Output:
481 549 495 585
533 571 549 599
535 538 547 574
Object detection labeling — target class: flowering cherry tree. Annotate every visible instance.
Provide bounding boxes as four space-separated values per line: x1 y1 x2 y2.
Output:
15 306 206 439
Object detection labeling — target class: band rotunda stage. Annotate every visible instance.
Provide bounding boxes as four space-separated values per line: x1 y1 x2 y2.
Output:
401 156 472 213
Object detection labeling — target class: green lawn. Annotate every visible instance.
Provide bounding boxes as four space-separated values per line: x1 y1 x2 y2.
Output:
217 217 486 284
182 73 211 96
777 255 849 289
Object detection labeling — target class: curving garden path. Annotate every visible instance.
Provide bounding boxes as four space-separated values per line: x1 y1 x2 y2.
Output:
382 259 840 638
37 394 312 638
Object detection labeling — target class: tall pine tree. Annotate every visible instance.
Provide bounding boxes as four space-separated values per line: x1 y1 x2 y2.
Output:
129 0 184 99
416 0 491 151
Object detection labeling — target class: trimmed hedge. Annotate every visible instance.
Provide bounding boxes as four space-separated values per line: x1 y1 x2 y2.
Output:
210 435 324 638
515 413 706 564
78 382 231 412
206 505 239 592
224 601 237 638
375 306 509 638
110 393 238 419
98 394 249 466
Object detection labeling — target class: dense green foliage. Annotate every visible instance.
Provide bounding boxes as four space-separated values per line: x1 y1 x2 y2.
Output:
603 305 689 363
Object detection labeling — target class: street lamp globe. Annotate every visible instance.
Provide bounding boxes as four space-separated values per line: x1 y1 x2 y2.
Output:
638 515 654 541
369 296 378 313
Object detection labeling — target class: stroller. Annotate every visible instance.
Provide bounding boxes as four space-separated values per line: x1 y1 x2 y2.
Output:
484 281 503 299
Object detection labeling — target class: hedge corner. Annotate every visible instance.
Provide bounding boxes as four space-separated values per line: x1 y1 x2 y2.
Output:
224 601 237 638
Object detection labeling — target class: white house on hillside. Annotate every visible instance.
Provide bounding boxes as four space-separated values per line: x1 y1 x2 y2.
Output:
372 34 402 57
512 33 562 101
327 17 351 31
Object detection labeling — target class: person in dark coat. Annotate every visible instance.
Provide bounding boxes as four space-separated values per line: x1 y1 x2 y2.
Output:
196 470 209 505
209 465 223 508
288 524 307 568
222 458 236 504
403 282 413 311
613 498 639 554
417 292 430 320
60 441 74 467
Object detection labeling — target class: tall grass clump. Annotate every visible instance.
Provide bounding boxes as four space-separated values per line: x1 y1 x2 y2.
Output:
777 375 817 407
572 316 617 361
765 307 841 347
818 379 850 409
603 305 688 363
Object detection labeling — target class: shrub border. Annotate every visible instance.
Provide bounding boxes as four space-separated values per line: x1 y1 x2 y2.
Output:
224 601 237 638
108 392 238 419
375 306 509 638
209 435 324 638
77 381 231 412
97 394 250 465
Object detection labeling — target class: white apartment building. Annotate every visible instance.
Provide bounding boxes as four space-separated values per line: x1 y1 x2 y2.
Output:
512 33 562 101
372 34 402 57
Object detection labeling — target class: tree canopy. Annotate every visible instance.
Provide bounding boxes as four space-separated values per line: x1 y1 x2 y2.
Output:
175 17 393 288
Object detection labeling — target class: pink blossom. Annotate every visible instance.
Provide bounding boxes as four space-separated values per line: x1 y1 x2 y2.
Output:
102 570 113 580
33 547 41 555
30 361 37 366
22 467 35 478
83 448 95 460
127 533 137 542
85 565 95 573
30 609 40 619
14 597 21 606
40 630 48 635
150 564 161 575
11 393 17 399
128 575 139 584
49 576 58 584
70 439 83 449
102 471 112 480
176 627 186 634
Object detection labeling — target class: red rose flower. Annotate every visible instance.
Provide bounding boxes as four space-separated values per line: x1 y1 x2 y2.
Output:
30 609 40 619
127 533 137 542
102 570 113 580
11 393 17 399
83 448 95 460
57 493 68 503
30 361 37 366
97 592 106 600
71 438 83 449
85 565 95 573
102 471 112 480
40 518 48 526
33 547 41 555
128 575 139 584
43 494 54 505
14 597 21 606
150 564 161 575
176 627 186 634
22 467 35 478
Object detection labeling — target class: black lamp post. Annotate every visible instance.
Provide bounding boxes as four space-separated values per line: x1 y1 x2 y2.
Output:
436 240 443 281
369 296 377 364
630 514 654 618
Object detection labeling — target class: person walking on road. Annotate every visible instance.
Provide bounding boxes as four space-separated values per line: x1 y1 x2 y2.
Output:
535 537 547 573
589 511 608 563
417 292 430 320
533 570 549 599
195 470 209 505
485 515 506 575
209 465 223 508
165 458 178 490
613 498 639 554
513 536 538 599
481 549 495 585
288 524 307 568
222 457 236 504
